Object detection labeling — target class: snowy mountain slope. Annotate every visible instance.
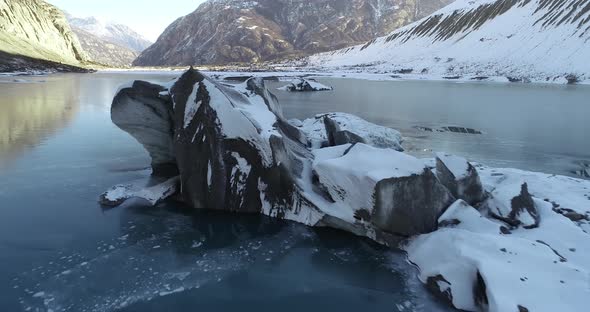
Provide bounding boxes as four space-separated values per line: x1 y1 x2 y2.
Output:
308 0 590 83
134 0 454 66
67 15 152 52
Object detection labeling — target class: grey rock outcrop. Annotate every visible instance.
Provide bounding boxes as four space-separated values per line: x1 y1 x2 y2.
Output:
436 153 486 205
71 27 139 67
107 68 456 245
111 81 177 177
313 143 454 236
323 116 381 147
489 183 541 229
300 112 404 150
279 78 333 92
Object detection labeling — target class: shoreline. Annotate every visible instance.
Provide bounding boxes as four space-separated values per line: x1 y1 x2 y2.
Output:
98 67 590 86
3 63 589 87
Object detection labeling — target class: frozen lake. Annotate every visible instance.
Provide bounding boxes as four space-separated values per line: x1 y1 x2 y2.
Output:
268 77 590 177
1 72 588 312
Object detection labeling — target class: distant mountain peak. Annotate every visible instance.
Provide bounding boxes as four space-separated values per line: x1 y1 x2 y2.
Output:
66 15 152 52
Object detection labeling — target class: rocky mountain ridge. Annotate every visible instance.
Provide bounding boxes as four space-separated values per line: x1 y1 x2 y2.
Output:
0 0 88 67
71 27 139 67
134 0 454 66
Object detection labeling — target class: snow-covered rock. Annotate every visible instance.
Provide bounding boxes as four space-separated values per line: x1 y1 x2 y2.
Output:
307 0 590 83
107 69 590 311
110 68 320 216
107 68 449 245
299 112 404 150
313 144 454 236
278 78 333 92
436 153 486 206
406 165 590 312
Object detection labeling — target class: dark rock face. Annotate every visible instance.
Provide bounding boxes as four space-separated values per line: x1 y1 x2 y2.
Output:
301 112 404 151
323 116 365 146
473 271 489 309
489 183 540 229
518 305 530 312
509 183 540 228
436 154 486 206
414 126 483 134
133 0 454 66
312 143 454 237
565 74 579 84
0 50 91 73
426 275 454 306
554 207 588 222
172 71 269 212
112 69 315 216
372 169 455 236
572 162 590 178
333 130 366 146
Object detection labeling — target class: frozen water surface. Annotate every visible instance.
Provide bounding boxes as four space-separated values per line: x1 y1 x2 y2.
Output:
1 72 589 311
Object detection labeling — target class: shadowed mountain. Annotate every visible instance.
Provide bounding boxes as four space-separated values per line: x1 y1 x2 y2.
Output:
0 0 88 68
134 0 453 66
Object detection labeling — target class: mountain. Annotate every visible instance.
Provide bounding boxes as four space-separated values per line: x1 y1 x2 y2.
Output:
66 15 152 52
72 27 138 67
0 0 88 71
308 0 590 83
133 0 454 66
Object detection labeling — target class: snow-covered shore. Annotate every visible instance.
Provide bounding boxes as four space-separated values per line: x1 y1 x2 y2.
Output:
406 162 590 311
94 68 590 86
300 0 590 85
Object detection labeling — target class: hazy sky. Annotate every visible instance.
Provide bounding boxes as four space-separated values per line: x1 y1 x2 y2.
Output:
47 0 207 42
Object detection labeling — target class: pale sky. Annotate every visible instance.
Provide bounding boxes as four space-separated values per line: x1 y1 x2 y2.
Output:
47 0 207 42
